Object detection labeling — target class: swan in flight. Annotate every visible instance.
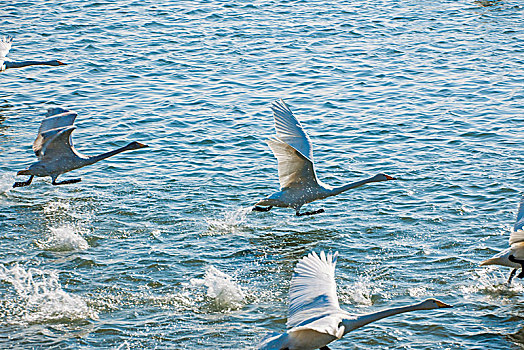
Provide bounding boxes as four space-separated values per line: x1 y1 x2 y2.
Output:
0 36 66 72
13 108 148 188
259 251 452 350
253 99 397 216
480 195 524 284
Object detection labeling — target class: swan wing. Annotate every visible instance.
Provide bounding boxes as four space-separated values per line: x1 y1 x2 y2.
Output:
289 313 347 339
267 137 318 189
509 195 524 245
287 251 342 329
0 36 13 70
33 108 77 157
271 99 314 162
39 126 78 161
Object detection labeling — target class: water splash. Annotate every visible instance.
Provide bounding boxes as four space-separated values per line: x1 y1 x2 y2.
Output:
408 286 427 298
204 207 251 235
43 200 71 215
0 264 98 325
189 266 245 311
43 199 93 221
462 268 524 301
114 341 131 350
0 173 16 195
35 224 89 252
339 274 382 307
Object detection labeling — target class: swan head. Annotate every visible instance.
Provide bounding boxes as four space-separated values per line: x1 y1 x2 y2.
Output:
373 173 397 182
418 298 452 310
52 60 67 66
125 141 149 150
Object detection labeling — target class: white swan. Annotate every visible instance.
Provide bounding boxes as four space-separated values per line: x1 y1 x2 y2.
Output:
13 108 148 188
253 99 396 216
0 36 66 72
480 195 524 284
259 251 452 350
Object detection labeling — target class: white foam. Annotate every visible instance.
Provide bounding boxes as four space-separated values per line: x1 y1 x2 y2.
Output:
36 225 89 252
0 264 98 324
190 266 245 311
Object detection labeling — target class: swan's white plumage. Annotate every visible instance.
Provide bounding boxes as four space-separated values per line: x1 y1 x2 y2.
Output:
255 99 397 214
14 108 148 187
287 251 342 329
39 126 81 161
271 99 313 162
481 195 524 271
33 108 79 158
267 137 318 189
509 196 524 244
0 36 13 71
259 251 451 350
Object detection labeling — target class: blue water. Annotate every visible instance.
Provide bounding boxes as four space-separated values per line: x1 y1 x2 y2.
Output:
1 0 523 348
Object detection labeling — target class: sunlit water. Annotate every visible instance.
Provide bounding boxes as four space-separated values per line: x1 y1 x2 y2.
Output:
1 0 523 348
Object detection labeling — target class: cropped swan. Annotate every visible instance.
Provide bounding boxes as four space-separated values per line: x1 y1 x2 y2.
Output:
259 251 452 350
0 36 66 72
253 99 396 216
480 195 524 284
13 108 148 188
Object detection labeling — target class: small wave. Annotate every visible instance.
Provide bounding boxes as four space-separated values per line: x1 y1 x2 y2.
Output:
204 207 251 235
35 224 89 252
0 264 98 325
188 266 245 311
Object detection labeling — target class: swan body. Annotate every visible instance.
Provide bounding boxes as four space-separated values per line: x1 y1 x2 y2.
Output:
0 36 66 72
254 99 396 216
259 251 452 350
13 108 148 187
480 195 524 283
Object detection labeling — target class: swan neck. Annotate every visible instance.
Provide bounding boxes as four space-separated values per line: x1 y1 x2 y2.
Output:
329 178 374 196
343 303 422 334
5 60 58 69
87 145 132 164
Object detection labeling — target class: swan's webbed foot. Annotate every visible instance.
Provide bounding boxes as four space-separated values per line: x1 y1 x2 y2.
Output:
296 208 325 216
508 255 524 280
319 346 331 350
252 205 273 212
508 268 518 285
13 175 34 188
52 178 82 185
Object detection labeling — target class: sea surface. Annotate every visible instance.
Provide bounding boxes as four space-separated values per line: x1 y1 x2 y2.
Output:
1 0 523 349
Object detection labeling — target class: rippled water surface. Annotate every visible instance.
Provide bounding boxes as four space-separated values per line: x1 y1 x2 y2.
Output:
1 0 523 349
